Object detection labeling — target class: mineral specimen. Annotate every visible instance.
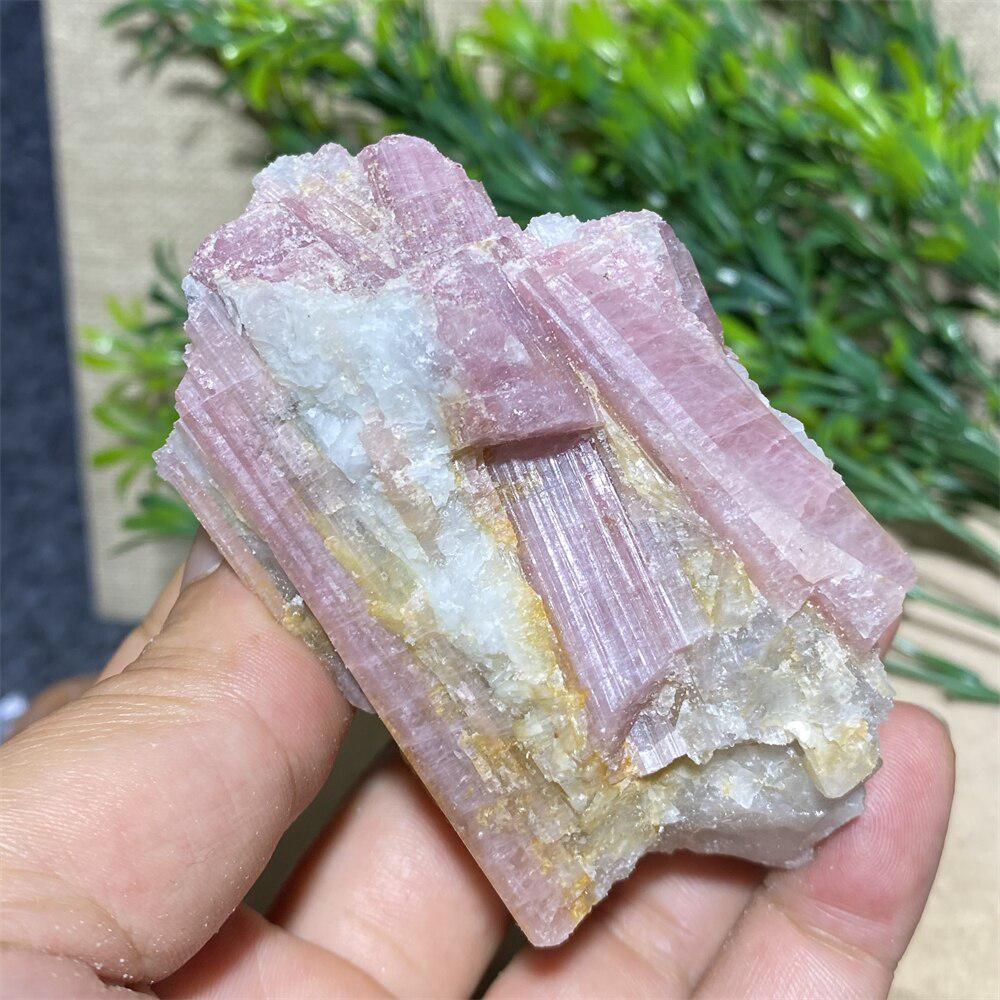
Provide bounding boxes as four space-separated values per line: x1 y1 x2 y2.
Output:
156 136 915 946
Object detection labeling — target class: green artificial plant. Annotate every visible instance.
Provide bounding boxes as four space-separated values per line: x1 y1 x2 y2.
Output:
84 0 999 699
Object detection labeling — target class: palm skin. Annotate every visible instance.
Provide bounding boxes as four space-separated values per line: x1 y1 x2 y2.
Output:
0 535 954 999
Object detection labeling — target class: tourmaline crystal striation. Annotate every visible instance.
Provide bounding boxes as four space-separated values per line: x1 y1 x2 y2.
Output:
156 136 915 945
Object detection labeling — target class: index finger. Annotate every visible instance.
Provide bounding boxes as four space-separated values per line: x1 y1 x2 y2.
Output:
0 560 353 986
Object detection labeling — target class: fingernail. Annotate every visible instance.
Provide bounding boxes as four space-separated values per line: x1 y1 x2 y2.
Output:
181 528 222 590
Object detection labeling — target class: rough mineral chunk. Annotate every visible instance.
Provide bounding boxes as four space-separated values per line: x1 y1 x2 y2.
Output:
156 135 915 946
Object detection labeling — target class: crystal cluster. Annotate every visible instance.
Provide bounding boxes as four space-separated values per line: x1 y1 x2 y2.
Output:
156 136 915 945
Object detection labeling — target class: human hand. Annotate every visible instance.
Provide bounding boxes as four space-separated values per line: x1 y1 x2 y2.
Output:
0 535 954 999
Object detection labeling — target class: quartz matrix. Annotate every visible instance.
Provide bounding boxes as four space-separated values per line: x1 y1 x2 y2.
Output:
157 136 915 945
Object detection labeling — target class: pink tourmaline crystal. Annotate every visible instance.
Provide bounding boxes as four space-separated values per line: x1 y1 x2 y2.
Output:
156 135 914 946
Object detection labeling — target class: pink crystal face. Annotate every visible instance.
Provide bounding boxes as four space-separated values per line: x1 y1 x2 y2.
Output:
156 136 914 946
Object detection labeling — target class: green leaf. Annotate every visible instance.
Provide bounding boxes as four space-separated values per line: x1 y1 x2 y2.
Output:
914 228 967 262
95 0 1000 700
93 446 144 467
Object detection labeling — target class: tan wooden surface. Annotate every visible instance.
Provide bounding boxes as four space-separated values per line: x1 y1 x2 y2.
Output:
44 1 999 995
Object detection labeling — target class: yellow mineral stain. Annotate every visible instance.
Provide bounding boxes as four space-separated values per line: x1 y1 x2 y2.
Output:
801 720 878 798
568 873 596 923
279 603 326 643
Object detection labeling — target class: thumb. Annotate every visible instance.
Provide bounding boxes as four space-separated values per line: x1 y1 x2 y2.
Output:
0 548 353 987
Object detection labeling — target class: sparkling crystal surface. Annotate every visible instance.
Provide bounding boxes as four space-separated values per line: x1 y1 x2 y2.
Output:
156 135 915 946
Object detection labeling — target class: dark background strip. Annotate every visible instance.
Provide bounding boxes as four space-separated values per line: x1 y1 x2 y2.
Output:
1 1 127 699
